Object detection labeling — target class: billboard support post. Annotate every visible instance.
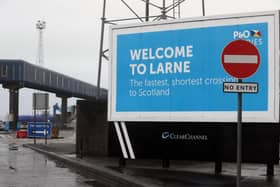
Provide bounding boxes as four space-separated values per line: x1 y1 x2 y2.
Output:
202 0 205 16
161 0 167 20
97 0 107 97
145 0 149 21
114 121 135 160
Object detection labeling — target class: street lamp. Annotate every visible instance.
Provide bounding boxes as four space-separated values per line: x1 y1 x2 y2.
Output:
36 20 46 66
36 20 46 30
34 20 49 144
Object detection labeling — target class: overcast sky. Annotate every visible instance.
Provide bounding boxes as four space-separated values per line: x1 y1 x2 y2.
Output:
0 0 279 119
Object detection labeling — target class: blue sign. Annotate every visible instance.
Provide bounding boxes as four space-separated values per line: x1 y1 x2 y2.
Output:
28 122 52 138
110 12 279 122
116 23 268 111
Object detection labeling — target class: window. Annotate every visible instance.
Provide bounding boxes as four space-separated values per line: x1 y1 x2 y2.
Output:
34 69 37 81
43 71 45 83
1 64 8 77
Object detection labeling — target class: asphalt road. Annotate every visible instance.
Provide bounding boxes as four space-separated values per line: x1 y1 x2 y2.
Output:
2 130 280 187
0 133 107 187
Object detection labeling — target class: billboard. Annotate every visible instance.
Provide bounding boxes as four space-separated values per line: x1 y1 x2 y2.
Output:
109 11 279 122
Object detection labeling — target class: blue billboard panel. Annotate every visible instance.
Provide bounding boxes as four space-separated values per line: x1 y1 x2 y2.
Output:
28 122 52 138
117 23 267 111
109 11 279 122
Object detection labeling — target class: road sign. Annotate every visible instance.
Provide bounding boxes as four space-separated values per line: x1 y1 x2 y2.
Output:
223 82 258 93
28 122 52 138
33 93 49 110
221 40 261 187
221 40 260 79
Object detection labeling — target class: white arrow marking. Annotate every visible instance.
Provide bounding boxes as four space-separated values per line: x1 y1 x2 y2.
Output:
32 130 48 135
224 55 258 64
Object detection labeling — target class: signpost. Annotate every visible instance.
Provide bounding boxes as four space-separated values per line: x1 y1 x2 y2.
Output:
28 122 52 138
221 40 260 187
32 93 49 144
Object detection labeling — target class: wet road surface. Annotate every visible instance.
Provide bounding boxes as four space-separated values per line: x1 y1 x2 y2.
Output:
0 133 107 187
2 130 280 187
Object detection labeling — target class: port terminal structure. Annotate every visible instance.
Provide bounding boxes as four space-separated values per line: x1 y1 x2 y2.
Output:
0 59 107 130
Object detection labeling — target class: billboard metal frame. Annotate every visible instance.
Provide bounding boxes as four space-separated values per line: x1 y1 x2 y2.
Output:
97 0 188 96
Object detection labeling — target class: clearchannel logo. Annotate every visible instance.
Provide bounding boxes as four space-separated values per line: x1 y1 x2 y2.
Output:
233 30 263 46
161 131 208 141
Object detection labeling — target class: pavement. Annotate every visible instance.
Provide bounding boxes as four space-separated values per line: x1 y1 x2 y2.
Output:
12 130 280 187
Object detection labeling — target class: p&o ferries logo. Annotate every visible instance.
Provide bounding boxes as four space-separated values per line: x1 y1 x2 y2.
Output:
233 29 263 46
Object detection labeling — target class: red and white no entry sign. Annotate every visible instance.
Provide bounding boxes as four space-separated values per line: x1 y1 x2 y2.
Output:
221 40 260 79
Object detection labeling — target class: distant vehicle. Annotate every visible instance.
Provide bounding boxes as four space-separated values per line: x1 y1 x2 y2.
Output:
0 121 4 131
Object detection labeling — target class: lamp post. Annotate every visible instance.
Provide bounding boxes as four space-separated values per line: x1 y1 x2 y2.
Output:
34 20 49 144
36 20 46 67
